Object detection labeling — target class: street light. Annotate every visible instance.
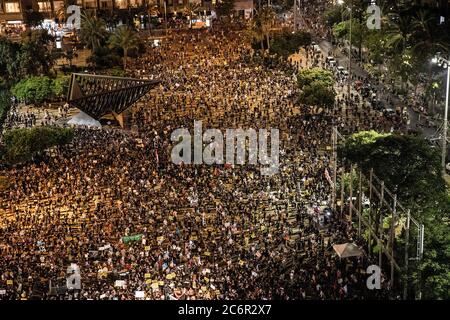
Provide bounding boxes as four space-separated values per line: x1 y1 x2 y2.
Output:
336 0 353 95
432 52 450 177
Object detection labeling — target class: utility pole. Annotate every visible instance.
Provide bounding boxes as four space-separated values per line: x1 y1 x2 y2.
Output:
293 0 297 31
403 210 410 300
442 56 450 177
347 0 353 96
332 127 337 212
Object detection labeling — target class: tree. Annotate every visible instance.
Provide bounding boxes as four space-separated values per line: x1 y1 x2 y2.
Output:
298 81 336 109
339 131 450 299
87 46 122 69
108 26 140 70
18 29 58 77
11 76 69 105
270 31 312 58
216 0 235 20
252 6 275 51
2 126 74 164
23 9 44 28
323 5 343 29
297 68 334 88
339 132 444 204
0 37 20 84
80 11 109 52
183 2 200 18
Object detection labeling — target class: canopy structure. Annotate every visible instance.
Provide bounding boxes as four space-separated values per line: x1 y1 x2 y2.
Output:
332 243 364 259
67 111 102 128
66 73 160 125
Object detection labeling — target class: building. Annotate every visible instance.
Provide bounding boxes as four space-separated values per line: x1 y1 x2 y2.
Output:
0 0 218 27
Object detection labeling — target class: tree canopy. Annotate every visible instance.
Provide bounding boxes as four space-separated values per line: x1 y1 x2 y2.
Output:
11 76 69 105
2 126 74 164
269 30 312 58
339 131 444 204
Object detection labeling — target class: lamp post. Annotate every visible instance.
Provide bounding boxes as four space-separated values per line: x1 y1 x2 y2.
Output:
432 53 450 177
337 0 353 95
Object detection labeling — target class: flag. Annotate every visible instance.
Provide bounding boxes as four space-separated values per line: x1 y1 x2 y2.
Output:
324 169 334 187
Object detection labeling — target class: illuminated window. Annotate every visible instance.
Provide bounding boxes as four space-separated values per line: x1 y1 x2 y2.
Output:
38 1 52 12
5 2 21 13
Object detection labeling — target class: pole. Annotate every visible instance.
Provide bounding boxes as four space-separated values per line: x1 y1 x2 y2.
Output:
368 168 373 256
347 1 352 96
418 224 424 300
379 181 384 269
340 167 345 217
441 61 450 177
164 0 168 36
332 127 337 211
403 209 410 300
293 0 297 31
349 164 353 223
358 170 362 237
390 194 397 290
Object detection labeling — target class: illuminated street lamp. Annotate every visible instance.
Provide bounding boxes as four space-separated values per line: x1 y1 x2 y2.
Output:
432 52 450 177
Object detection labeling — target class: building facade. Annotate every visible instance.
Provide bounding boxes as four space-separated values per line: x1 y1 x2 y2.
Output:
0 0 220 24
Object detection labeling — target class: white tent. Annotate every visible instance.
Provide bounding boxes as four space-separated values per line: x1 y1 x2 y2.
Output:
67 111 101 128
333 243 364 259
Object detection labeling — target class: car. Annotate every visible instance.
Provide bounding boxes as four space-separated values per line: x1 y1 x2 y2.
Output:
383 107 396 117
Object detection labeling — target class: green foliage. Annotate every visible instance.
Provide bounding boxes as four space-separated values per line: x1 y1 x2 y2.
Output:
323 5 343 28
297 68 334 88
0 37 20 85
52 76 70 98
298 81 336 108
11 76 69 105
0 30 57 83
80 11 109 52
87 46 122 69
18 29 58 77
108 25 140 69
2 126 74 164
415 193 450 299
297 68 336 108
0 90 11 132
269 31 312 58
340 131 450 299
340 132 444 204
332 21 348 39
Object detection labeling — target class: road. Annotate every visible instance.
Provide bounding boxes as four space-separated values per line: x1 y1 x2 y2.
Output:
315 38 438 138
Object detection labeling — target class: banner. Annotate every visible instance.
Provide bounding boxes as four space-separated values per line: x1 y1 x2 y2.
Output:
122 234 143 244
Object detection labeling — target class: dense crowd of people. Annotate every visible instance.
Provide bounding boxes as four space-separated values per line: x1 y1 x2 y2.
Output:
0 21 403 300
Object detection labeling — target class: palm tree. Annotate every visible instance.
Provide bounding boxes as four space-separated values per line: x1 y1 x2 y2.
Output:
108 25 140 70
148 4 160 17
253 6 275 51
183 3 200 18
80 11 108 52
411 10 447 60
385 13 412 56
248 19 265 50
